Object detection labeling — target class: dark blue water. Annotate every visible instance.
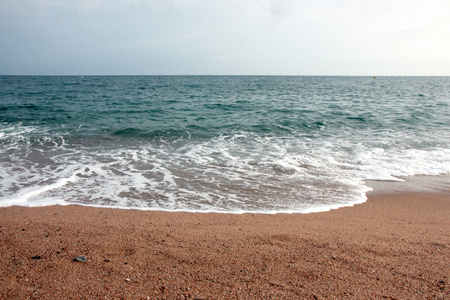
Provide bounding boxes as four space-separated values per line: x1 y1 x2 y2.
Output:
1 76 449 212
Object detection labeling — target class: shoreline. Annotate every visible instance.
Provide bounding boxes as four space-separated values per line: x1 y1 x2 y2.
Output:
365 173 450 196
1 190 449 299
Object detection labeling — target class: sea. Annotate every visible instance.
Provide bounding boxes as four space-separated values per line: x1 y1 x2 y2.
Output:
0 76 449 213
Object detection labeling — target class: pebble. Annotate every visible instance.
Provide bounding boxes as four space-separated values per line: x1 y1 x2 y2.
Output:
74 256 86 262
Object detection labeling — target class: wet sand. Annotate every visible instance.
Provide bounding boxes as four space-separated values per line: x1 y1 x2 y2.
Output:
0 190 449 299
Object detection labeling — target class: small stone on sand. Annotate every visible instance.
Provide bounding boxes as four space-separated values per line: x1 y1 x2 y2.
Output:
74 256 86 262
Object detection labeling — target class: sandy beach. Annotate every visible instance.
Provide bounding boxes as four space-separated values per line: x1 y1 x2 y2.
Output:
1 188 449 299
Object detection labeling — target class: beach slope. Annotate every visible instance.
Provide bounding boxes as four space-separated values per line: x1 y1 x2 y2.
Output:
1 192 449 299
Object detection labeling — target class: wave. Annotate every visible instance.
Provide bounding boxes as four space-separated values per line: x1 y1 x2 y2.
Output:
112 128 189 139
1 76 449 212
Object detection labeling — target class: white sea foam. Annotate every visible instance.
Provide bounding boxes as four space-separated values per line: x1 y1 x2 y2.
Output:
0 166 84 207
1 125 448 213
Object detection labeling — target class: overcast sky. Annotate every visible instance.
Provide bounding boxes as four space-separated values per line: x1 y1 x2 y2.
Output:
1 0 449 75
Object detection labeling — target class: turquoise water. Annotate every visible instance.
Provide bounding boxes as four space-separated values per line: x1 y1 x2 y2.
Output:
1 76 449 212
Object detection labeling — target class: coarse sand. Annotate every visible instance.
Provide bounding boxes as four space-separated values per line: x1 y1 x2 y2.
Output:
0 191 448 299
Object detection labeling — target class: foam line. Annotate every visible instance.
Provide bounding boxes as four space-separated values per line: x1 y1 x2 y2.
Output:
0 169 82 207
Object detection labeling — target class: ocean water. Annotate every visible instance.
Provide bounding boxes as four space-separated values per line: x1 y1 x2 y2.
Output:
0 76 449 213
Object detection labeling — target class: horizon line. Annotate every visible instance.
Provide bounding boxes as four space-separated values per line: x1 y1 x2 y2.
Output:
2 74 449 77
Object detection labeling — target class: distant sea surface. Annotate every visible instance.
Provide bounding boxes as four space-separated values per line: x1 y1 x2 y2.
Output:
1 76 449 213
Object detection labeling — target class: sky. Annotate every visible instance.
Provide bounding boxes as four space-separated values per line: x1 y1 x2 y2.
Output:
1 0 449 76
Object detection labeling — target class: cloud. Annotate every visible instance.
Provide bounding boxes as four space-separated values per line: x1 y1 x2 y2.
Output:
268 0 299 18
1 0 449 75
27 0 63 7
211 56 228 60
